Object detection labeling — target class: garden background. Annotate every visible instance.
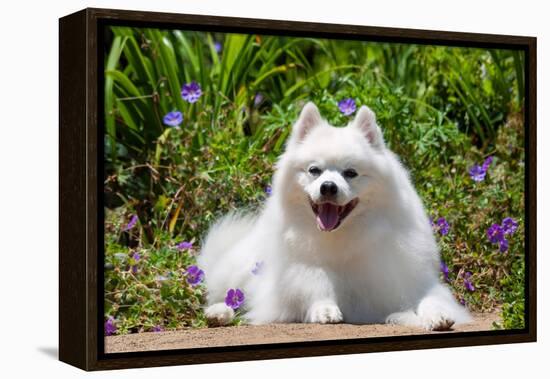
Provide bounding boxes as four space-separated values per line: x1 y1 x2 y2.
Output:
103 26 525 335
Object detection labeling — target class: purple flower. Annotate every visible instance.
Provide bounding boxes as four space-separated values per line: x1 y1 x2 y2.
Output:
459 298 466 306
440 261 450 282
181 81 202 103
502 217 518 235
214 41 222 53
464 281 475 292
185 265 204 286
176 241 193 250
499 238 509 253
338 98 357 116
463 272 475 292
104 316 117 336
251 261 264 275
163 111 183 127
487 219 515 253
265 186 272 196
254 92 263 107
469 156 494 182
130 252 140 274
436 217 450 236
469 164 486 182
482 156 493 171
123 215 138 231
487 224 504 244
152 325 164 332
224 288 245 309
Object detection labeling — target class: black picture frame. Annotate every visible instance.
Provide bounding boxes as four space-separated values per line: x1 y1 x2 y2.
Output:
59 7 537 371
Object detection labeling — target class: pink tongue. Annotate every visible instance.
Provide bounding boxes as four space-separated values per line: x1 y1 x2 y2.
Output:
316 203 340 231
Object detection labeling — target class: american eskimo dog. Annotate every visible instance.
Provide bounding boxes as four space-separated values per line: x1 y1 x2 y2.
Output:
198 102 470 330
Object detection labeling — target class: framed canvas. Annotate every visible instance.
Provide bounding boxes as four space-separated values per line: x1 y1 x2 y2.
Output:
59 7 537 371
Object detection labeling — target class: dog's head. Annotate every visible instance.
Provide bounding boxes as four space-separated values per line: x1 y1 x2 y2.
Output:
274 102 390 232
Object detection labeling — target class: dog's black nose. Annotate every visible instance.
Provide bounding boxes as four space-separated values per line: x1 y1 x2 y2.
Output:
320 181 338 196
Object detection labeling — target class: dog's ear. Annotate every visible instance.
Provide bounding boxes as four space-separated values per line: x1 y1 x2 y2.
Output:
353 105 384 149
289 102 323 145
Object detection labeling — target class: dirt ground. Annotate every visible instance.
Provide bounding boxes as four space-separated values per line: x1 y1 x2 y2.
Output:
105 312 499 353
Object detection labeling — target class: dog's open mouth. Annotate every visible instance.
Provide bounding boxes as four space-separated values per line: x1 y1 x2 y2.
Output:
310 198 359 232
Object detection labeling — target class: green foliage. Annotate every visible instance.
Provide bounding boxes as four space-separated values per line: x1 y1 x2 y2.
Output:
103 26 525 334
427 115 525 322
104 210 207 333
497 258 526 329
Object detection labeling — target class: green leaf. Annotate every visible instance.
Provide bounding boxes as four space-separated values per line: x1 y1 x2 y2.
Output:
105 36 128 162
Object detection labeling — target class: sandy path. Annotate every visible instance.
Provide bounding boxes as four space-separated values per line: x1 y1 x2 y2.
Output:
105 312 499 353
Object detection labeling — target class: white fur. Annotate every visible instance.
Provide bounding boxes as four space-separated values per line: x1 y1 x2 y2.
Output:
198 102 471 331
204 303 235 326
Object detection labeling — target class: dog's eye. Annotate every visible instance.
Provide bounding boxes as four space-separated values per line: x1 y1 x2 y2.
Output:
343 169 358 179
308 166 322 176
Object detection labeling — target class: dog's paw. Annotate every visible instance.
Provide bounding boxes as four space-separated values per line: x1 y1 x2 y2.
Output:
307 301 343 324
386 311 416 326
205 303 235 327
386 310 455 331
422 314 455 331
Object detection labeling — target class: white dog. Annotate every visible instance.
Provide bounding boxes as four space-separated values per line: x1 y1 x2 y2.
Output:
198 102 470 331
